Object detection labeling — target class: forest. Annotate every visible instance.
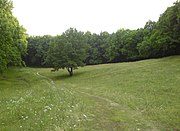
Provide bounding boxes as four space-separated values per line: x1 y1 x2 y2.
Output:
0 0 180 73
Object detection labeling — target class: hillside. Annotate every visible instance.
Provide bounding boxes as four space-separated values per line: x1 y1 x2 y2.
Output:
0 56 180 130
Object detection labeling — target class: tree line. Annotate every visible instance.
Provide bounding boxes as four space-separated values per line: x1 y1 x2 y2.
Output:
0 0 27 73
25 1 180 65
0 0 179 75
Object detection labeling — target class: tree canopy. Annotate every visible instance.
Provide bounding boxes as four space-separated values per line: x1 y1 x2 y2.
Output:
45 28 87 76
0 0 27 73
25 35 52 67
137 1 180 58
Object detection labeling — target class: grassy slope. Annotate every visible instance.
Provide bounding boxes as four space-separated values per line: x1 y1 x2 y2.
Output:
0 56 180 130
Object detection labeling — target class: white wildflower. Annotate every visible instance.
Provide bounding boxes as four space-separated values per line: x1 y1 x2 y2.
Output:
83 114 87 118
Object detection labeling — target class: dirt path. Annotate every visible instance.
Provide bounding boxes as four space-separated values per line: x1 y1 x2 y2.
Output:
35 72 119 107
35 72 56 89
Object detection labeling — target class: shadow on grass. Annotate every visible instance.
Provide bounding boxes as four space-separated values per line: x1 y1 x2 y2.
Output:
52 71 86 81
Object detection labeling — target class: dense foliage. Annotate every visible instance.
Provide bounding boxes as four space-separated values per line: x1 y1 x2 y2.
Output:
137 1 180 58
0 0 27 73
26 35 52 67
24 1 180 72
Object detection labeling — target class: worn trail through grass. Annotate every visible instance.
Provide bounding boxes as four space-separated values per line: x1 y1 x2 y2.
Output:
36 71 159 131
36 71 119 106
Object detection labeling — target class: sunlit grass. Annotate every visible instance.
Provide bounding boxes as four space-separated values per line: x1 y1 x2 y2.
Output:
0 56 180 130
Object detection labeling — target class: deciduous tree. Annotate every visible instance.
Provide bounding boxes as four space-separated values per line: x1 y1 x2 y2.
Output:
45 28 87 76
0 0 27 73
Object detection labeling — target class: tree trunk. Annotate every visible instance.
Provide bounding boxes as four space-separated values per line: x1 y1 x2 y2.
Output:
67 67 73 76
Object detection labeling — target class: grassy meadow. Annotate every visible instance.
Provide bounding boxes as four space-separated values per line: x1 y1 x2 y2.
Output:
0 56 180 130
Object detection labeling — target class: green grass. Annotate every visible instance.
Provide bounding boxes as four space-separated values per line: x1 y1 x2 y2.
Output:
0 56 180 130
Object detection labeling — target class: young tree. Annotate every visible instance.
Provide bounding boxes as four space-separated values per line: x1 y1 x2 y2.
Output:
46 28 87 76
